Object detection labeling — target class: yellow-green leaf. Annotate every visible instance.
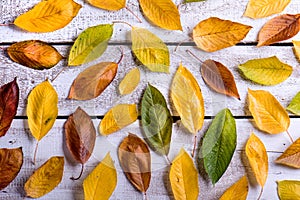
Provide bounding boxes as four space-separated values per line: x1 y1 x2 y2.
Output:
276 137 300 168
219 176 249 200
99 104 138 135
239 56 293 85
169 148 199 200
87 0 125 10
287 91 300 115
14 0 81 33
277 180 300 200
83 153 117 200
131 27 170 73
119 68 140 95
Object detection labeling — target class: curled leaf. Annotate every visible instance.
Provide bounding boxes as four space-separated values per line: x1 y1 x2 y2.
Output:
277 180 300 200
87 0 125 10
119 68 140 95
287 91 300 115
220 176 249 200
276 137 300 168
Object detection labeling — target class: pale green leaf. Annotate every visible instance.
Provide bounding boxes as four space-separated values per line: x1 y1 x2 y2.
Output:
277 180 300 200
287 92 300 115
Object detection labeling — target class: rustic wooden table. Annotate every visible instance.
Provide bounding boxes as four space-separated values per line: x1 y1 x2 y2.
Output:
1 0 300 199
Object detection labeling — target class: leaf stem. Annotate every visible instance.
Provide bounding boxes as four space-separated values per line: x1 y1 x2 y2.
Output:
117 47 124 64
286 130 294 143
125 6 142 23
257 187 263 200
143 193 148 200
112 21 133 28
191 135 197 158
71 164 84 180
186 50 204 63
0 23 13 26
33 142 39 165
164 155 172 166
174 39 191 52
51 67 68 82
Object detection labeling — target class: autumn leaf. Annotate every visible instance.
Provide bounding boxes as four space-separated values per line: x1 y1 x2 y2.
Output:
7 40 63 69
119 68 140 95
201 59 240 99
184 0 205 3
276 137 300 168
239 56 293 85
138 0 182 30
201 108 236 184
193 17 252 52
131 27 170 73
64 107 96 180
169 148 199 200
287 91 300 115
68 24 113 66
87 0 125 11
244 0 291 19
277 180 300 200
293 41 300 60
68 62 118 100
0 78 19 137
83 153 117 200
118 133 151 194
0 147 23 190
257 14 300 47
219 176 249 200
24 156 64 198
248 89 290 134
14 0 81 32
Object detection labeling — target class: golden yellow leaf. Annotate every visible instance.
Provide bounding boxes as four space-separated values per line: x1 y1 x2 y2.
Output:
276 137 300 168
169 148 199 200
293 40 300 60
99 104 138 135
244 0 291 19
171 64 204 134
24 156 64 198
87 0 125 11
119 68 140 95
219 176 249 200
83 153 117 200
14 0 81 32
193 17 252 52
248 89 290 134
277 180 300 200
245 133 268 187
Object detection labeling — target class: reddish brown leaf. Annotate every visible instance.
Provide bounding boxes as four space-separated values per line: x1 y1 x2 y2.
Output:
257 14 300 47
118 133 151 193
68 62 118 100
201 60 240 99
0 147 23 190
0 78 19 137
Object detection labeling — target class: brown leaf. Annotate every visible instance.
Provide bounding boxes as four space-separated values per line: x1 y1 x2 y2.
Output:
0 147 23 190
68 62 118 100
258 14 300 46
64 107 96 180
0 78 19 137
276 137 300 168
201 60 240 99
118 133 151 193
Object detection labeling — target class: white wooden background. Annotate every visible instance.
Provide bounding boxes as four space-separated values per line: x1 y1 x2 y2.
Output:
1 0 300 199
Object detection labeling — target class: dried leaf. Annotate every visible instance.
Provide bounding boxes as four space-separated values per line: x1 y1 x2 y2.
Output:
276 137 300 168
169 148 199 200
83 153 117 200
257 14 300 47
248 89 290 134
277 180 300 200
99 104 138 135
0 147 23 190
219 176 249 200
7 40 63 69
287 91 300 115
68 24 113 66
68 62 118 100
141 84 172 155
201 108 237 184
118 133 151 193
138 0 182 30
0 78 19 137
201 60 240 99
119 68 140 95
293 40 300 60
245 133 268 187
171 64 204 134
87 0 125 10
24 156 64 198
14 0 81 32
239 56 293 85
244 0 291 19
193 17 252 52
131 27 170 73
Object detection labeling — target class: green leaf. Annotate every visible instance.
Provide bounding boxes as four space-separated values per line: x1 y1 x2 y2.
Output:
238 56 293 85
141 84 172 155
287 92 300 115
184 0 205 3
68 24 113 66
201 108 237 184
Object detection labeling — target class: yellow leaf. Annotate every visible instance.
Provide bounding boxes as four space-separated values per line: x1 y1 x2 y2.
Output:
276 137 300 168
248 89 290 134
245 133 268 187
139 0 182 30
193 17 252 52
277 180 300 200
219 176 249 200
99 104 138 135
83 153 117 200
119 68 140 95
171 64 204 134
24 156 64 198
14 0 81 32
244 0 291 19
293 40 300 60
169 148 199 200
87 0 125 11
27 80 58 141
